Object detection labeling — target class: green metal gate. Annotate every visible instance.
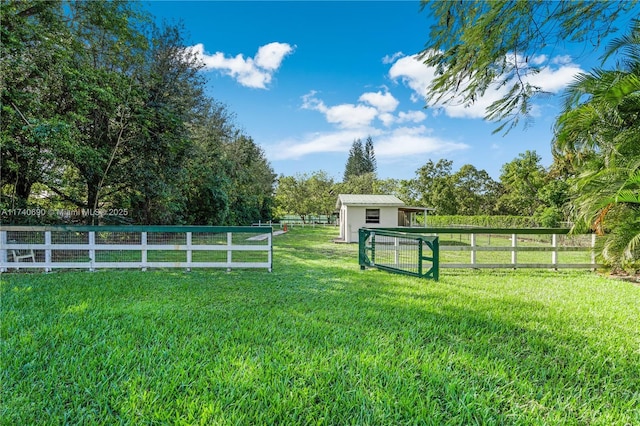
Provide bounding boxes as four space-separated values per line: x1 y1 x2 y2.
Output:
359 228 439 280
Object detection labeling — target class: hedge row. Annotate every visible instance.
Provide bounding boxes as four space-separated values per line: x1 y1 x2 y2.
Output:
424 215 543 228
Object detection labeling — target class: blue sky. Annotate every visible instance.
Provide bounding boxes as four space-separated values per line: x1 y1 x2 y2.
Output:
145 1 633 181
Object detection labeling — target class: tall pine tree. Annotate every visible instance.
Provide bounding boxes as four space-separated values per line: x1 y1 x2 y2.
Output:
363 136 376 175
343 137 376 182
343 139 364 181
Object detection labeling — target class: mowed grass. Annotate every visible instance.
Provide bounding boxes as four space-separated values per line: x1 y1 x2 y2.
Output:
1 227 639 425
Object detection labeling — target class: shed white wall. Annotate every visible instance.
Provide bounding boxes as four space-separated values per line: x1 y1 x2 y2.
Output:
342 206 398 243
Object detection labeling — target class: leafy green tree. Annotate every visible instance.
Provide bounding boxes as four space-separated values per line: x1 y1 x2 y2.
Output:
496 151 547 216
275 171 335 223
450 164 501 215
180 102 234 225
413 159 457 214
533 179 570 227
343 139 364 181
420 0 636 133
336 172 377 195
307 170 336 220
223 134 276 225
554 19 640 270
0 0 277 226
274 174 312 223
0 1 71 211
124 22 207 224
42 0 150 223
374 178 417 205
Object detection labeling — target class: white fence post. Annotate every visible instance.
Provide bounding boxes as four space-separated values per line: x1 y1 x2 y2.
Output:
141 231 147 271
552 233 558 269
45 231 52 273
591 233 597 271
470 233 476 266
394 237 400 267
89 231 95 272
0 231 7 272
268 232 273 272
227 232 233 272
511 233 517 268
186 231 192 272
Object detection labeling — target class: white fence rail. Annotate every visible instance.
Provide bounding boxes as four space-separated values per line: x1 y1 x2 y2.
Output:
373 227 599 270
439 232 597 269
0 225 272 272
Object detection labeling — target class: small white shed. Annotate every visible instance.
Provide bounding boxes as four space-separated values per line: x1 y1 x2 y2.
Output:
336 194 430 243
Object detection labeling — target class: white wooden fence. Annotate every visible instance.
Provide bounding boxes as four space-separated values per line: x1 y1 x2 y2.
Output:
370 227 599 270
0 225 272 272
439 231 597 269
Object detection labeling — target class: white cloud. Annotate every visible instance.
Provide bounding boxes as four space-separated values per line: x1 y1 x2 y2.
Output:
359 91 399 113
302 90 424 129
382 51 404 64
270 125 468 161
528 63 583 93
269 129 376 160
531 54 548 66
325 104 379 129
388 54 437 102
397 110 427 123
254 42 294 70
282 90 465 163
378 112 396 127
388 52 584 119
552 55 573 65
375 126 469 158
187 42 294 89
302 92 378 129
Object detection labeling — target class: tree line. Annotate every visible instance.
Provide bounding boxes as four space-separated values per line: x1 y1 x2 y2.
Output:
275 143 568 227
1 0 275 225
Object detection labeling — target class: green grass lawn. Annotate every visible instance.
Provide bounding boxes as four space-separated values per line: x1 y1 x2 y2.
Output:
2 227 639 425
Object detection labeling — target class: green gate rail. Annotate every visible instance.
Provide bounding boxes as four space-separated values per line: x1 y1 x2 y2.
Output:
359 228 439 280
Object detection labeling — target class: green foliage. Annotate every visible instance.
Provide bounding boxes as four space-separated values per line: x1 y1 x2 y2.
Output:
2 227 639 424
420 0 636 133
411 160 502 215
554 19 640 271
343 137 376 183
0 0 73 207
426 215 540 228
450 164 501 215
0 0 275 226
274 171 335 222
123 22 206 224
336 172 377 195
413 159 455 213
363 136 376 175
222 134 276 225
532 206 565 228
373 178 417 205
496 151 546 216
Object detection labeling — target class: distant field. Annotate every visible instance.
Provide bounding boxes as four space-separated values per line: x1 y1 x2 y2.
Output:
2 227 639 425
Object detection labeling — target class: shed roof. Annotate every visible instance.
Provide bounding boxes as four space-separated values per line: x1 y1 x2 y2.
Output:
336 194 405 209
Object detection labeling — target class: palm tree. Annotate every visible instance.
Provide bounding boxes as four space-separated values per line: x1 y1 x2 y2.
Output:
554 19 640 271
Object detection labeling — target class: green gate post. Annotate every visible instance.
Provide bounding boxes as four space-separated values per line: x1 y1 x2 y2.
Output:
358 229 371 270
418 239 423 277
